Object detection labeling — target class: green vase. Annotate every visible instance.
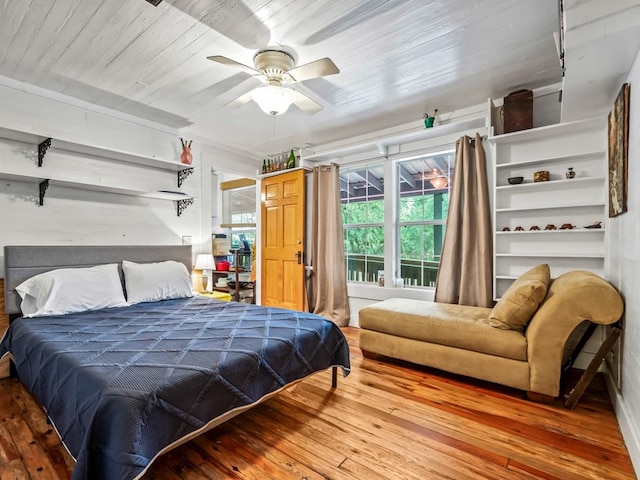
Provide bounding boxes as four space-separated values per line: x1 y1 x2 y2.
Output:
424 116 435 128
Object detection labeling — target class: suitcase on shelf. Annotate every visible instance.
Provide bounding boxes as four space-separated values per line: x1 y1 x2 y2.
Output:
503 89 533 133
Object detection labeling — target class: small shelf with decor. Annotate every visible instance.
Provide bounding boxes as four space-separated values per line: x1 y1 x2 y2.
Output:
0 172 195 215
211 251 254 303
0 126 193 176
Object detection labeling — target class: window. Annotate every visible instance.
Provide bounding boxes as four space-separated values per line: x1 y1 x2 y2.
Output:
340 163 385 283
397 151 453 287
339 149 453 287
220 178 256 267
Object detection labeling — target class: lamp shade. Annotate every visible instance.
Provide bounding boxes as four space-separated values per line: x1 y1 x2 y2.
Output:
252 85 295 116
194 254 216 271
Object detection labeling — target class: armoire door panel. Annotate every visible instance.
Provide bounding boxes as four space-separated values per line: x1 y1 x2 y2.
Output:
265 183 280 200
264 206 280 248
283 179 300 198
282 203 300 248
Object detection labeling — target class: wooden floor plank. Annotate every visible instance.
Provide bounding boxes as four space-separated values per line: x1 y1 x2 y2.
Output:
2 414 58 480
0 327 635 480
0 421 21 465
0 458 31 480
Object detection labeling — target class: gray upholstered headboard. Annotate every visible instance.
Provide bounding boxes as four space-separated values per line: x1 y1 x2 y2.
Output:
4 245 193 315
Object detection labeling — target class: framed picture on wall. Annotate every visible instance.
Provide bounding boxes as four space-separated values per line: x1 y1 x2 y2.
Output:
608 82 630 218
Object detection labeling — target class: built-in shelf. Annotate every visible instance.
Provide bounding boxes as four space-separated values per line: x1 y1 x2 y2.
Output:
495 253 605 258
496 177 605 190
496 202 605 213
488 117 604 144
496 150 605 169
491 114 607 301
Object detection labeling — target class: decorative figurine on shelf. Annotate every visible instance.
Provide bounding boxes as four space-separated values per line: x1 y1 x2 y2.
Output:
584 221 603 229
180 138 193 165
423 109 438 128
566 167 576 179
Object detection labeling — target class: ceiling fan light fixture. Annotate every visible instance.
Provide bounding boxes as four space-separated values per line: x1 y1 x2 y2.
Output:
252 85 295 116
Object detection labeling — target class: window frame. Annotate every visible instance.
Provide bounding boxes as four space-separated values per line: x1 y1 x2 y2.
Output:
339 146 454 289
220 178 257 253
340 162 386 284
396 149 454 287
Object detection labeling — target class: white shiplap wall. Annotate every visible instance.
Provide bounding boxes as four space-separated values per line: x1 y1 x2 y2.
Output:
607 48 640 474
0 80 206 276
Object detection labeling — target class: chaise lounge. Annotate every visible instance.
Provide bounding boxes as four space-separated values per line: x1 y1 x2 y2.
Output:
358 265 623 399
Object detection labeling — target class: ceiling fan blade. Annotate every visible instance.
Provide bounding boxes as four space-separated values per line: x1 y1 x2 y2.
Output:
207 55 259 76
287 58 339 82
224 90 254 108
291 89 323 114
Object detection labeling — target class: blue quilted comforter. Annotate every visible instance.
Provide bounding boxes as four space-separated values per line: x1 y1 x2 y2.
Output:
0 296 350 480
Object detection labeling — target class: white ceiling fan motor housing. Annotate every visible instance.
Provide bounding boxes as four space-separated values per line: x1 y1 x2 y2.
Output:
253 50 295 82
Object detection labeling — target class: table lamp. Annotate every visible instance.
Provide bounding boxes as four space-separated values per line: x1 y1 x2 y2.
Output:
194 254 216 292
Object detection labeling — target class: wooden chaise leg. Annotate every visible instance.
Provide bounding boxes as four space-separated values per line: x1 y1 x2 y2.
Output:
331 367 337 388
526 392 555 403
564 324 622 409
361 350 377 359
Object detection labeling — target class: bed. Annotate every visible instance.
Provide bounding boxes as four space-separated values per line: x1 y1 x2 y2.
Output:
0 245 351 480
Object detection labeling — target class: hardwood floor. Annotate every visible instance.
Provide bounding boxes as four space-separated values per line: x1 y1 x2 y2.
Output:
0 327 635 480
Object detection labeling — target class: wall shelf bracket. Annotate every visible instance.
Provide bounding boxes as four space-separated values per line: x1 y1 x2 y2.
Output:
38 179 49 206
38 138 52 167
176 197 194 216
177 168 194 187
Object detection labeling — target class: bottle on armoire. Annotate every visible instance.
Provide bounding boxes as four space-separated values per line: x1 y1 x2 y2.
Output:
287 149 296 169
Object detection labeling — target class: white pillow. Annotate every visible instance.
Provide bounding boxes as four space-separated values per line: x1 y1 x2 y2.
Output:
16 263 128 317
122 260 194 304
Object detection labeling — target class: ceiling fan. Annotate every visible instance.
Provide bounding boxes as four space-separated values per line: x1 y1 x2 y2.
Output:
207 50 339 116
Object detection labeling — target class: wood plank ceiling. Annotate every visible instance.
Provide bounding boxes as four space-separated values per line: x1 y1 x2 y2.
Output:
0 0 562 159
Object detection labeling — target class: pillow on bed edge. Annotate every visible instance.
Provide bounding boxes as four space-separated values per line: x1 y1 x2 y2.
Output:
16 263 128 317
122 260 194 304
488 264 551 331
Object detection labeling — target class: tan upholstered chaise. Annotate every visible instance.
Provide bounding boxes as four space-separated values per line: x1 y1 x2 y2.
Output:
358 269 623 399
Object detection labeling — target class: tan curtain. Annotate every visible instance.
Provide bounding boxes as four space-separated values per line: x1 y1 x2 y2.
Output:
435 134 493 307
308 164 351 326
